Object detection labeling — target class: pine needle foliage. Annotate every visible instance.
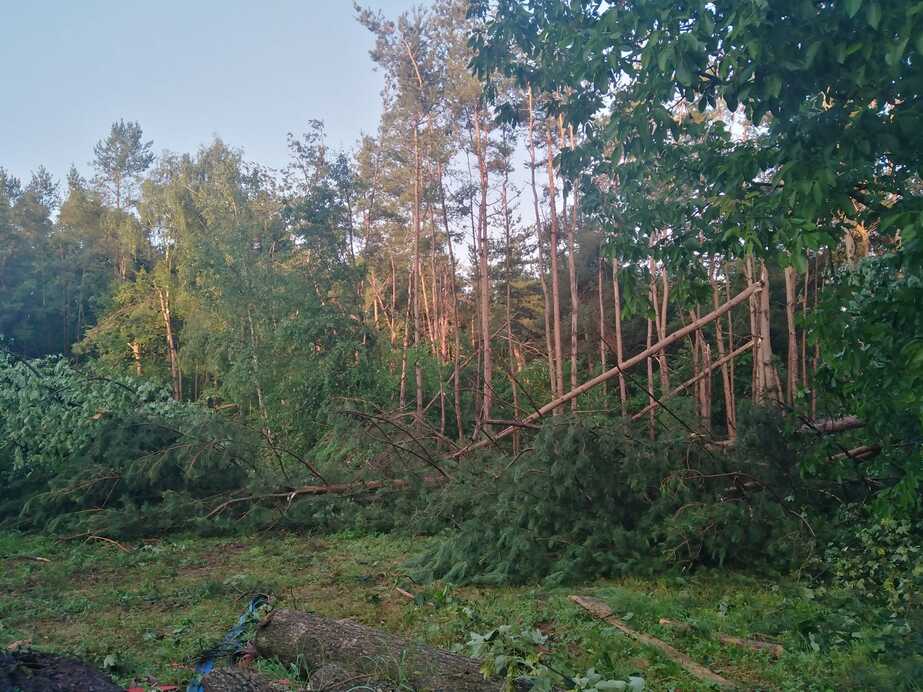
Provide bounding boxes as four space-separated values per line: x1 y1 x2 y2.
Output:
413 409 824 585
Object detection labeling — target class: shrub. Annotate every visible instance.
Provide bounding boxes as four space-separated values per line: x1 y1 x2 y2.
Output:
0 353 251 536
820 507 923 616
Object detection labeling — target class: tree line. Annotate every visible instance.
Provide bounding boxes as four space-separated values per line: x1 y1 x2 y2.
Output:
2 0 920 515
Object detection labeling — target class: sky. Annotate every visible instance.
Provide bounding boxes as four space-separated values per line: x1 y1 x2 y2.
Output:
0 0 416 186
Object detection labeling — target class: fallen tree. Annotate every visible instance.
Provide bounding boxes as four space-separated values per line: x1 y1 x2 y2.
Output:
632 340 755 421
207 476 446 519
253 608 515 691
455 282 763 457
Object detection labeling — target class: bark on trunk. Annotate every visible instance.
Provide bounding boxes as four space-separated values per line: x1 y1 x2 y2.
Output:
412 124 424 430
758 261 783 403
646 318 656 439
649 257 670 394
632 340 754 421
744 257 761 401
473 109 493 426
612 258 628 415
502 166 521 455
798 416 864 434
254 609 507 692
561 116 579 411
545 121 565 407
156 285 181 401
527 87 556 398
710 265 736 438
129 340 142 376
784 265 798 405
597 256 607 392
437 165 465 442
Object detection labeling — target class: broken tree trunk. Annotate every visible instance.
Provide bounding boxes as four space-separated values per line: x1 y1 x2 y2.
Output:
710 266 737 438
569 596 735 688
455 282 762 457
206 477 447 519
798 416 864 434
830 444 881 462
254 609 507 692
632 340 755 422
784 265 799 405
612 258 628 415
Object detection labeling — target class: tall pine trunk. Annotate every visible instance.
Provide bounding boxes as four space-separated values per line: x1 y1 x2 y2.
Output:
473 109 493 426
412 125 424 430
501 167 521 455
560 116 579 411
545 121 565 406
612 258 628 415
156 285 181 401
597 256 606 393
438 166 465 442
710 263 737 438
527 87 556 398
784 265 798 405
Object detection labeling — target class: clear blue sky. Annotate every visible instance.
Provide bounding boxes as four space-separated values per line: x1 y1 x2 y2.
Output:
0 0 415 185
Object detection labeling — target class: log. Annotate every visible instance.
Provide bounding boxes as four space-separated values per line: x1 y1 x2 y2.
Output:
798 416 864 434
830 444 881 462
632 340 755 421
456 282 763 457
254 608 508 692
569 596 736 688
207 476 446 519
202 667 279 691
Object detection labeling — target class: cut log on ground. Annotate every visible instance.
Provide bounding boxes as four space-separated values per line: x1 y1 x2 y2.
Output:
254 608 514 692
202 666 281 691
570 596 736 688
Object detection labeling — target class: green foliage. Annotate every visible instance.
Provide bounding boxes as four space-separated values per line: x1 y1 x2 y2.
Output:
465 625 643 691
472 0 923 524
0 353 251 536
813 255 923 513
92 119 154 209
414 410 821 585
472 0 923 263
819 508 923 616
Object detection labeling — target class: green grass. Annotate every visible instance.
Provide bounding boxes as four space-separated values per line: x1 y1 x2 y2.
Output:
0 530 917 690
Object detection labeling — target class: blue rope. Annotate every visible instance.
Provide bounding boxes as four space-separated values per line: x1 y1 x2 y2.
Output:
186 594 269 692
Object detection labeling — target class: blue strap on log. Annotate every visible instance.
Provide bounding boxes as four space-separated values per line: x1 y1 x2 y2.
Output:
186 594 270 692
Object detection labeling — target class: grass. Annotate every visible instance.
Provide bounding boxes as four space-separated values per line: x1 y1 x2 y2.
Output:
0 530 918 691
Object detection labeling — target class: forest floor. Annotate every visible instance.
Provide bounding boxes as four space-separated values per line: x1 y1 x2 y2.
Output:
0 531 903 691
